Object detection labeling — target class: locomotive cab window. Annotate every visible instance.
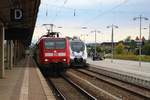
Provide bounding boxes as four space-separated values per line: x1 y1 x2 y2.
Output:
44 39 66 49
45 41 55 49
71 42 85 52
55 40 66 49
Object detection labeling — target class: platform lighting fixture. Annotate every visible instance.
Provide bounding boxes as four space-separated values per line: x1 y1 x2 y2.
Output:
107 24 118 63
148 24 150 41
81 34 88 42
133 15 148 67
57 26 62 28
81 26 87 29
91 30 101 57
81 27 88 42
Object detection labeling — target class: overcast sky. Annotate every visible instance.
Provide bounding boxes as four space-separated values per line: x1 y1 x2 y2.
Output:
33 0 150 43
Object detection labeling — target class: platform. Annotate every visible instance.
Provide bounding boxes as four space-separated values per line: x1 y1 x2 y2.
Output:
0 56 55 100
87 58 150 81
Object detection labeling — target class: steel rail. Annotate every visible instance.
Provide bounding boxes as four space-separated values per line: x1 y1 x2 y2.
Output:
87 67 150 90
88 64 150 89
61 74 97 100
75 68 150 99
47 74 97 100
47 78 67 100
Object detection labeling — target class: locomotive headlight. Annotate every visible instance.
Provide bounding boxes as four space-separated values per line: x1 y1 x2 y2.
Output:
63 59 66 61
44 58 48 62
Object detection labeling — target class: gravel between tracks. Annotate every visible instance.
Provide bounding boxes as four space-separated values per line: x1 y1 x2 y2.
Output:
50 77 89 100
66 70 121 100
67 68 149 100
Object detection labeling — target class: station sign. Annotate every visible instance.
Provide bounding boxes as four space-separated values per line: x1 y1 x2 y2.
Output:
10 8 23 21
136 42 142 46
136 40 142 46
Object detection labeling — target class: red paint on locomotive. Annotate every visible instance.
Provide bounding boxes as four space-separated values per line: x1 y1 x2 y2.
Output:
36 37 70 67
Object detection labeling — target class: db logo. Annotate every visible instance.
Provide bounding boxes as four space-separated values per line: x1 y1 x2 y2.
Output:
11 8 23 21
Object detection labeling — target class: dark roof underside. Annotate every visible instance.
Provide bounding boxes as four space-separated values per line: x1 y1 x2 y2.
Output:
0 0 40 46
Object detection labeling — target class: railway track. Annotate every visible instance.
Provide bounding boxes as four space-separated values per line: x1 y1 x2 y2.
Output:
47 74 97 100
88 64 150 89
67 68 150 100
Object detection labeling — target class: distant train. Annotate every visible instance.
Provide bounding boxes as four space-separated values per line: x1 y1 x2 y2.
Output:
33 36 70 73
70 38 87 67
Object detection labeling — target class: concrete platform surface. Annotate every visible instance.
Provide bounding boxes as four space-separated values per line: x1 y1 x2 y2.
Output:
0 56 55 100
87 58 150 80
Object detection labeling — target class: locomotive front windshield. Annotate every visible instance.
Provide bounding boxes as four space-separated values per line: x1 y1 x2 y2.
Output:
44 39 66 49
71 41 85 52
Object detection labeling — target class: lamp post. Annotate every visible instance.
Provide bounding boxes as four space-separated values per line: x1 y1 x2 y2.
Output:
148 24 150 41
57 26 63 29
133 15 148 66
91 30 100 57
81 34 88 42
81 27 88 42
107 24 118 63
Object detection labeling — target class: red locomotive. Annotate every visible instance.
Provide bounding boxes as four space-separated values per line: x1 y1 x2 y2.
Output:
34 34 70 73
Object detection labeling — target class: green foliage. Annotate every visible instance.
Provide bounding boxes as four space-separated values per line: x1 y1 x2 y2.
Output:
114 54 137 60
96 46 102 53
114 54 150 62
87 45 103 53
124 36 131 42
142 43 150 55
129 40 137 49
115 43 125 54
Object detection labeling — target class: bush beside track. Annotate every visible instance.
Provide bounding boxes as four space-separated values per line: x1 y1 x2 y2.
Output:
112 54 150 62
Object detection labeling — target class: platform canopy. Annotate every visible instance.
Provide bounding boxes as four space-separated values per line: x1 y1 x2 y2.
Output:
0 0 40 46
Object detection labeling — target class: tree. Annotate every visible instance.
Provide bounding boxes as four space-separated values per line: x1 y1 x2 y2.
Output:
142 43 150 55
96 46 102 53
124 36 131 42
115 43 125 54
129 40 137 53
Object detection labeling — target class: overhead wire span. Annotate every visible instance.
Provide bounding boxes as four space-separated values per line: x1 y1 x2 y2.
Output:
51 0 68 23
82 0 129 26
41 4 102 12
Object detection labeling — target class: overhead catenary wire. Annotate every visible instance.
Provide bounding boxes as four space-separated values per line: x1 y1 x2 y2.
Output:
40 3 102 12
40 0 129 24
38 0 130 31
81 0 129 26
50 0 68 23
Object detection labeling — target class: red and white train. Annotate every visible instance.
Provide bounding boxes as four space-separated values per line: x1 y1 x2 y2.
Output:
33 36 70 73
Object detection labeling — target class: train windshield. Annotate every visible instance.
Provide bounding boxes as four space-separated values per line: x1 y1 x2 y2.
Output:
44 39 66 49
71 41 85 52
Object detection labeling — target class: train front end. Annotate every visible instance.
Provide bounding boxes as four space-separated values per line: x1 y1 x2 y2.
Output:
39 37 70 72
70 40 87 67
